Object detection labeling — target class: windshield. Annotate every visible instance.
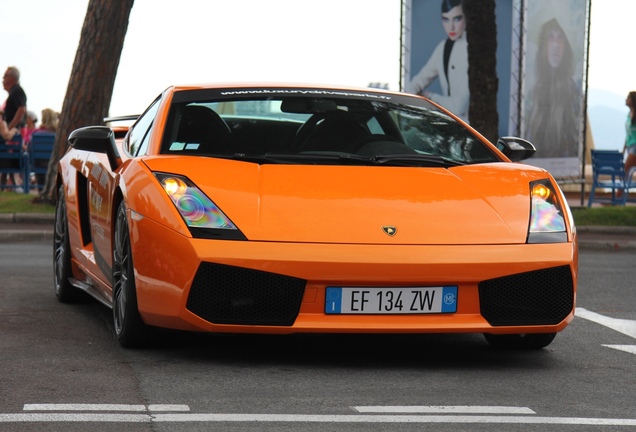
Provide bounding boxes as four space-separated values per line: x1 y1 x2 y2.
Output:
160 89 499 166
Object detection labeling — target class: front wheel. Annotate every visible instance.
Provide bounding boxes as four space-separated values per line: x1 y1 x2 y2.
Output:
483 333 557 350
112 201 149 348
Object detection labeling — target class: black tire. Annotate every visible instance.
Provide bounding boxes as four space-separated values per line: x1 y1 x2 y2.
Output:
112 201 149 348
483 333 557 350
53 185 81 302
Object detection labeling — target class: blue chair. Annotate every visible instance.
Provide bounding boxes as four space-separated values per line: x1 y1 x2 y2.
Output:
624 166 636 204
587 150 626 207
0 134 28 193
27 132 55 193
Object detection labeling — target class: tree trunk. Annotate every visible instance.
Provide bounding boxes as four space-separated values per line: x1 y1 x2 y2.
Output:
39 0 134 203
463 0 499 143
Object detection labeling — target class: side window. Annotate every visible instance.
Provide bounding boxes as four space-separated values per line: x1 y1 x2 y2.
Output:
126 98 161 156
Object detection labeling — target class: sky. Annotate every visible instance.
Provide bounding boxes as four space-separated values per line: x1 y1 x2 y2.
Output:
0 0 632 123
0 0 402 118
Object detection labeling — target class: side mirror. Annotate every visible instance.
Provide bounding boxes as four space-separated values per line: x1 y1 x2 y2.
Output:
68 126 121 170
496 136 536 162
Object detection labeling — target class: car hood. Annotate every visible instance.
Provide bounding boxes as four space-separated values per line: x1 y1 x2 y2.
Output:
143 157 550 245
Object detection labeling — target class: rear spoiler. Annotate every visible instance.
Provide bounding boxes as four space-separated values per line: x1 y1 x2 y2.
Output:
103 115 140 139
103 114 140 123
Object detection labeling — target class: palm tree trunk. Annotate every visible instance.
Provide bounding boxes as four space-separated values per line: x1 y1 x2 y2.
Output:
40 0 134 203
464 0 499 143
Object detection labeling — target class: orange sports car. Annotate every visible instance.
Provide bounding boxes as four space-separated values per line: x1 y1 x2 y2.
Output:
54 84 577 348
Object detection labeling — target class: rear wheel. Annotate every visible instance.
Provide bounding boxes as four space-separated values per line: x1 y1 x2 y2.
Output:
53 185 81 302
112 201 149 348
483 333 556 350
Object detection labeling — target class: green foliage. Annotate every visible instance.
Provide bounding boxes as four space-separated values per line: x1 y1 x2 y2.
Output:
570 206 636 226
0 192 55 214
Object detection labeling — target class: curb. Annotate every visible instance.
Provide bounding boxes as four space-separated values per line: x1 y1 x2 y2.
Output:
575 226 636 251
578 239 636 252
0 213 635 251
0 213 54 243
3 234 631 250
0 229 53 243
576 225 636 235
0 213 55 224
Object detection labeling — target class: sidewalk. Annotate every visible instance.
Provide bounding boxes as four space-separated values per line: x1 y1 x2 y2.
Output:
1 213 635 251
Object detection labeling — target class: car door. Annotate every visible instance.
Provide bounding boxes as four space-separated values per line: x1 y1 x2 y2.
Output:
84 151 118 289
79 99 162 297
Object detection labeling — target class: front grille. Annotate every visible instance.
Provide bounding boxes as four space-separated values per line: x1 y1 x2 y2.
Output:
186 263 306 326
478 265 574 326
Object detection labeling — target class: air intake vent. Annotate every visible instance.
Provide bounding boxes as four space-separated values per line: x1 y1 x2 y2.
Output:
479 266 574 326
187 263 306 326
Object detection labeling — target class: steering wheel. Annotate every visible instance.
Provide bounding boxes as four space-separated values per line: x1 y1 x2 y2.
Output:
293 113 328 151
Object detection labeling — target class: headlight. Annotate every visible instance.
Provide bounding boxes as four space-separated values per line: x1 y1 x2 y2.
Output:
527 179 567 244
154 173 246 240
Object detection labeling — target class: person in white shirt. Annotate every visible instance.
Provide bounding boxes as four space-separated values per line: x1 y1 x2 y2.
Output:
408 0 469 123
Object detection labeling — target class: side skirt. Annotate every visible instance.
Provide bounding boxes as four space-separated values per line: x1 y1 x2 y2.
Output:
69 277 113 309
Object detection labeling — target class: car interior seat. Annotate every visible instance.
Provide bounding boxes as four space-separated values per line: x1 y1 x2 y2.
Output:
176 105 233 154
297 110 370 153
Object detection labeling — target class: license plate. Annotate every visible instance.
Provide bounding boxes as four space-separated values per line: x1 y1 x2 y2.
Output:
325 286 457 314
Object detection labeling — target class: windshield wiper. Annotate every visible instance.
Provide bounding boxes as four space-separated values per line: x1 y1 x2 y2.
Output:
229 152 375 165
226 152 463 167
370 154 464 167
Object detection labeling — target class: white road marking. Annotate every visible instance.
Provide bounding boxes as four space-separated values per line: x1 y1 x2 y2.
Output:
154 414 636 425
2 413 636 425
353 406 535 414
603 344 636 355
1 413 149 423
22 404 190 412
576 307 636 354
23 404 145 412
576 308 636 339
147 404 190 412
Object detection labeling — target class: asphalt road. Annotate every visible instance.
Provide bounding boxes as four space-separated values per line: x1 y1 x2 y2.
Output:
1 242 635 432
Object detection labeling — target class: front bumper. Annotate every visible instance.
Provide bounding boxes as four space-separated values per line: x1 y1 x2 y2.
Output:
130 217 577 335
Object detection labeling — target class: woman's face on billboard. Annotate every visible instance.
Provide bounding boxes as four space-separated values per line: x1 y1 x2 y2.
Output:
547 28 566 68
441 6 465 41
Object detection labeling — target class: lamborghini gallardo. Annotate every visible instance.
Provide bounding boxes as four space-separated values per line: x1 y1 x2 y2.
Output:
54 84 577 348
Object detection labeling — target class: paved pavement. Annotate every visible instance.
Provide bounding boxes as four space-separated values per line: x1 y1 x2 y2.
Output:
1 212 635 251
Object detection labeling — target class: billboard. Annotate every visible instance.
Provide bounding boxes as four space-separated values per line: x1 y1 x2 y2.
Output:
520 0 589 178
401 0 590 179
